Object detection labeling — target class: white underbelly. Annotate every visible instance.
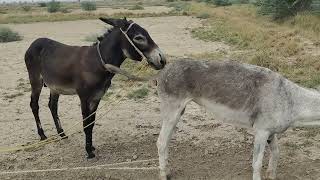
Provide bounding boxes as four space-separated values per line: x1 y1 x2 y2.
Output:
47 84 77 95
198 98 252 128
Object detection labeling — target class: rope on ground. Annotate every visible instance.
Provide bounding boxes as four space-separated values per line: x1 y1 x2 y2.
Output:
0 158 159 175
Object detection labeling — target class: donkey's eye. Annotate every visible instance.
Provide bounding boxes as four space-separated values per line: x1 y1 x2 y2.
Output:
134 36 144 41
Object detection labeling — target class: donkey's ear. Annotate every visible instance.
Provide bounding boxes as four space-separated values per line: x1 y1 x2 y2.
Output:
99 17 118 27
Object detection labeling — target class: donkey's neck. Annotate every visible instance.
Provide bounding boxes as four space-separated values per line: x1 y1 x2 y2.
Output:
99 31 126 67
292 84 320 124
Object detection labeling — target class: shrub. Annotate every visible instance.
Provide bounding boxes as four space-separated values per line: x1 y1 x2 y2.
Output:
128 5 144 10
38 2 47 7
81 1 96 11
257 0 313 20
60 7 71 13
47 1 61 13
197 12 210 19
21 5 32 12
213 0 232 6
0 27 22 43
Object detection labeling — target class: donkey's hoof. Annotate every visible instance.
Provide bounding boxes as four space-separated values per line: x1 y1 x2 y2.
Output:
265 170 276 180
59 133 68 139
40 135 47 141
91 146 96 151
159 174 171 180
159 170 171 180
87 153 96 159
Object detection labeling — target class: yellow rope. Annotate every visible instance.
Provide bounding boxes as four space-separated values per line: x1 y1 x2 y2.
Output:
0 63 150 153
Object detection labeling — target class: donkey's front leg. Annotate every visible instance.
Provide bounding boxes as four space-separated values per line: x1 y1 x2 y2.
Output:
252 130 270 180
80 96 101 159
157 99 186 180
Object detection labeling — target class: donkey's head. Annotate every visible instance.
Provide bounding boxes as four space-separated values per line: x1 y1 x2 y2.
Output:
99 17 166 70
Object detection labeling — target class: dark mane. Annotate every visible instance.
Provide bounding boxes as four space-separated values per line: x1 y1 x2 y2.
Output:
92 27 115 46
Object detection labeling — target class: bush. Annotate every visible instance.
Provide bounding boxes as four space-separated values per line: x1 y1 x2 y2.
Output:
0 27 22 43
60 7 71 13
128 5 144 10
257 0 313 20
38 2 47 7
81 1 96 11
47 1 61 13
197 12 210 19
213 0 232 6
21 5 32 12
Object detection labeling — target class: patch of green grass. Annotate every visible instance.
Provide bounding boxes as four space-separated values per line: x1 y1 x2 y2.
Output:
0 11 177 24
38 2 47 7
81 1 97 11
128 5 144 10
0 26 22 43
197 12 210 19
47 1 61 13
168 1 191 12
190 52 226 61
21 5 32 12
188 2 320 88
59 7 71 13
127 86 149 100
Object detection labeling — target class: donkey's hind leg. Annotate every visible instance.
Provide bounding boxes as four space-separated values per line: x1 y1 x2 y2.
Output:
48 92 67 139
29 79 47 140
157 98 188 180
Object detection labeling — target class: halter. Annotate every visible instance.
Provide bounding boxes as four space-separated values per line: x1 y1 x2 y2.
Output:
97 22 146 67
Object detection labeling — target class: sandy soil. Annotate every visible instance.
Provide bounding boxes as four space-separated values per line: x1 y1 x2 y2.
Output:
0 16 319 180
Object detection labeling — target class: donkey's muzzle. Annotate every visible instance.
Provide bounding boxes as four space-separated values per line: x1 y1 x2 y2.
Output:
146 47 166 70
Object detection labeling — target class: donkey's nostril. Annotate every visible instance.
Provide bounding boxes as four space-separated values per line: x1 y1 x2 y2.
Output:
159 53 166 66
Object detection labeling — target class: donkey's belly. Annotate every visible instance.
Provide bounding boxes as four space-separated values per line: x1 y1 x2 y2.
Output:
46 83 77 95
197 98 252 128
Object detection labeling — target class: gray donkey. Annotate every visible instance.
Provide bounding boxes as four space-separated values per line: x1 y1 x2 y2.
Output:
105 58 320 180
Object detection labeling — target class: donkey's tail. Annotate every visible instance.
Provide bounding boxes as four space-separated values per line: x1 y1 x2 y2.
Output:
104 64 159 82
25 38 47 89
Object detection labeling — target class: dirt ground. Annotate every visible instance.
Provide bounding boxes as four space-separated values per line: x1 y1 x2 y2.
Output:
0 16 319 180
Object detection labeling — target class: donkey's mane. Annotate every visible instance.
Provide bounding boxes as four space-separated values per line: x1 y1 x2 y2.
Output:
92 27 115 45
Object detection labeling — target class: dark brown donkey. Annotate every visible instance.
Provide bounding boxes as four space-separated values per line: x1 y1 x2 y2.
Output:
24 17 166 158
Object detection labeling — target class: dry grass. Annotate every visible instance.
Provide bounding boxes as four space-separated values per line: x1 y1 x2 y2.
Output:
0 11 176 24
189 2 320 88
